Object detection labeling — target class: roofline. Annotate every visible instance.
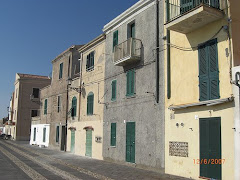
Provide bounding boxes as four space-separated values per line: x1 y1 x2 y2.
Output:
16 73 50 79
52 45 83 63
103 0 155 33
78 33 106 53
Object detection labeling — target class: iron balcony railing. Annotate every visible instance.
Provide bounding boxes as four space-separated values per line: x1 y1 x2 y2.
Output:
166 0 220 22
113 38 141 65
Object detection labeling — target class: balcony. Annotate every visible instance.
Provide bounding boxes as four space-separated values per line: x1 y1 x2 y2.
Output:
113 38 141 66
165 0 224 34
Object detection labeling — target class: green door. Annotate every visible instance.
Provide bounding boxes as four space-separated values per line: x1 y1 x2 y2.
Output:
200 117 221 179
71 130 75 153
85 130 92 157
126 122 135 163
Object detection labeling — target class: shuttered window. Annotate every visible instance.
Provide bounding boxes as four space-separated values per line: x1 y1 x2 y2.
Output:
198 39 219 101
59 63 63 79
71 97 77 117
56 126 59 143
87 92 94 115
111 80 117 101
86 51 94 71
43 127 46 143
57 96 61 113
111 123 116 146
126 69 135 97
44 99 48 115
113 30 118 52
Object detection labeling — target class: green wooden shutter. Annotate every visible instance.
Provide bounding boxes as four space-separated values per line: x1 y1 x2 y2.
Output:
87 93 94 115
199 39 219 101
86 54 89 71
111 123 116 146
111 80 117 101
56 126 59 143
113 30 118 51
59 63 63 79
43 127 46 143
208 39 220 100
199 44 209 101
72 97 77 117
33 128 36 141
126 70 135 96
86 130 92 157
90 52 94 69
44 99 48 115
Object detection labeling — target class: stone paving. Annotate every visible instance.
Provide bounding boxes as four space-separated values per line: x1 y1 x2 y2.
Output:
0 140 190 180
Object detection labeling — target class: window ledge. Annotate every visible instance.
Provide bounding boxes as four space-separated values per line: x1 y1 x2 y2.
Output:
126 94 136 99
169 96 234 111
110 146 116 148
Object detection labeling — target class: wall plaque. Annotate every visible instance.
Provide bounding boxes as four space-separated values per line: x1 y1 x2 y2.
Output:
169 141 188 157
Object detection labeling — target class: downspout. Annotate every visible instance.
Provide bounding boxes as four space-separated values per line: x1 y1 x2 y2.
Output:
78 52 83 122
156 0 160 103
65 55 71 152
166 0 171 99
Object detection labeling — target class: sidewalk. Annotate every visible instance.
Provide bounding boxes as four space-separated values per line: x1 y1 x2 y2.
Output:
11 140 190 180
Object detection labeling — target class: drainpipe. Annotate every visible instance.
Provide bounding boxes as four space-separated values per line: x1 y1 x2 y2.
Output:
156 0 159 103
78 52 83 122
65 55 71 152
166 0 171 99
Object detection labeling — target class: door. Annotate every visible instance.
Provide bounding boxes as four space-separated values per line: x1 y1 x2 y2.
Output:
71 130 75 153
200 117 221 179
126 122 135 163
85 130 92 157
61 126 66 151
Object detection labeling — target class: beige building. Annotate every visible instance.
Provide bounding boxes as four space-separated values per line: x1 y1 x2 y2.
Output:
30 45 82 150
67 34 105 160
164 0 239 179
12 73 51 141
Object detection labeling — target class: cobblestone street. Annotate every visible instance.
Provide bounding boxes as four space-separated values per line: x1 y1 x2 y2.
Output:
0 140 189 180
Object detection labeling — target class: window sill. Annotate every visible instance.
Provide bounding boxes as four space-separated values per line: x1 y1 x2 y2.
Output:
126 94 136 99
86 68 94 72
110 146 116 148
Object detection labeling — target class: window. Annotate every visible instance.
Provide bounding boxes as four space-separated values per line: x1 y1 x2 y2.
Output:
71 97 77 117
128 22 135 39
32 88 39 98
113 30 118 51
33 128 36 141
43 127 46 143
31 110 38 117
56 126 59 143
111 123 116 146
57 96 61 113
86 51 94 71
87 92 94 115
198 38 220 101
126 69 135 97
44 99 48 115
111 80 117 101
59 63 63 79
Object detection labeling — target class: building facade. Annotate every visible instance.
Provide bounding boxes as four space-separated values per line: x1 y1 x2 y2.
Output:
164 0 239 179
67 34 105 160
102 0 165 171
30 45 82 149
13 73 51 141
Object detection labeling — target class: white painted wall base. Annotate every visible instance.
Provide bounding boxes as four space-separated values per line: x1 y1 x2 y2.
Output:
30 124 50 147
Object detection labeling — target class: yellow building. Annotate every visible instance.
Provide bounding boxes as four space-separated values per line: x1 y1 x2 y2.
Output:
164 0 239 179
67 34 105 160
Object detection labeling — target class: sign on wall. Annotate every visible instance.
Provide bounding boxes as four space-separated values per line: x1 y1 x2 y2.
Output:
169 141 188 157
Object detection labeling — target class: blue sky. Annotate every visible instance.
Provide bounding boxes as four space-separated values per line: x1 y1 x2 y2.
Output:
0 0 139 119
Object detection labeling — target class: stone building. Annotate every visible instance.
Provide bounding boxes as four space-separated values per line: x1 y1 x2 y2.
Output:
12 73 51 141
30 45 82 150
102 0 165 171
67 34 105 160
